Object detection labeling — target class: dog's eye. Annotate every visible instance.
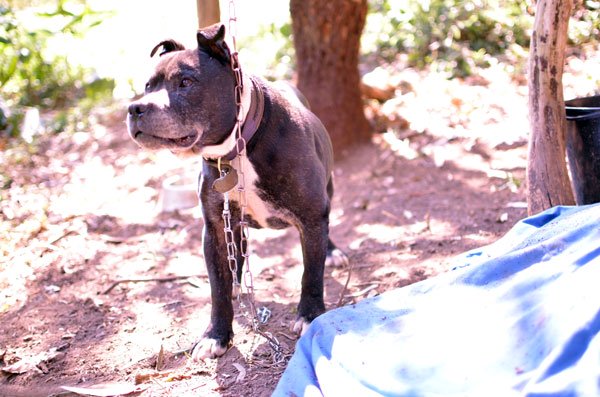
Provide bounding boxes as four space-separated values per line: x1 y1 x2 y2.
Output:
144 82 150 92
180 78 193 88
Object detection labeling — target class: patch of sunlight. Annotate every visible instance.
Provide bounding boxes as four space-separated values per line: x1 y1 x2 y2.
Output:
50 156 153 223
0 264 33 313
354 219 457 245
354 223 406 245
95 300 175 365
382 131 419 160
131 300 173 334
165 253 205 276
50 157 116 215
329 207 344 227
49 147 206 223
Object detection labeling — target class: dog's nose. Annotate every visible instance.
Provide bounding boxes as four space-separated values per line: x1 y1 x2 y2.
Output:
128 103 147 117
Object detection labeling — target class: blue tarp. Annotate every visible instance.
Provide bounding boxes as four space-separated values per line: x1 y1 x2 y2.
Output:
274 204 600 397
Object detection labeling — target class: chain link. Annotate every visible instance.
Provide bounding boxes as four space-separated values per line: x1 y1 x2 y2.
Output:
221 170 240 294
221 0 285 366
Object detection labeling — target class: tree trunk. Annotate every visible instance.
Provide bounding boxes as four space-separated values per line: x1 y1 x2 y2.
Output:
527 0 575 215
290 0 371 157
196 0 220 28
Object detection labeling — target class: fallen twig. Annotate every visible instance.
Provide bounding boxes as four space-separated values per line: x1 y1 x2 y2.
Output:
276 332 296 341
336 257 354 308
351 281 384 287
102 274 206 294
344 284 378 299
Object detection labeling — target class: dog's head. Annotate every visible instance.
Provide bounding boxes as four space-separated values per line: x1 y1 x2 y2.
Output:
127 24 237 152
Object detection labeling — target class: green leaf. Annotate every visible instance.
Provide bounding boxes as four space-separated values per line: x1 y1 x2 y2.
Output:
0 55 18 86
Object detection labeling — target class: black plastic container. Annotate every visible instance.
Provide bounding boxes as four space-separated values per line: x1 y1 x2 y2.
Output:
565 95 600 204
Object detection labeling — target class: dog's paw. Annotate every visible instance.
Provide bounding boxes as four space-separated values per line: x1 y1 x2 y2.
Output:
326 247 349 268
191 337 228 361
291 317 311 336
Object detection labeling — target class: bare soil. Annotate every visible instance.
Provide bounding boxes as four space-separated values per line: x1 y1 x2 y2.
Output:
0 65 541 397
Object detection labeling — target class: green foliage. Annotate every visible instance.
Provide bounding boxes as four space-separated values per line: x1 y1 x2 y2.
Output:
363 0 533 77
248 0 537 79
0 1 114 139
243 0 600 80
364 0 600 77
239 21 295 81
570 1 600 46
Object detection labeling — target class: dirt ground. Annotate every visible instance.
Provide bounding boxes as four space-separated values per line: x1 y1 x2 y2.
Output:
3 54 591 396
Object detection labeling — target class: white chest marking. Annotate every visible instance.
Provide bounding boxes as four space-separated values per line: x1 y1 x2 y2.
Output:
229 156 285 228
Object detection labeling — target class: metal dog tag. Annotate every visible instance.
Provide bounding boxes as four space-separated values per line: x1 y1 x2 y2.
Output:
212 166 238 193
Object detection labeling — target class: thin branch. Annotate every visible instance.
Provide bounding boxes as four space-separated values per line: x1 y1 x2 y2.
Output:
336 259 355 308
102 274 207 294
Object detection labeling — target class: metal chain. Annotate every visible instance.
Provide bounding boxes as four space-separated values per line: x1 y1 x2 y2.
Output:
221 168 239 294
223 0 285 365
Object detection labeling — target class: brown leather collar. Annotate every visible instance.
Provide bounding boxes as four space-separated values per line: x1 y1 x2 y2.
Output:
205 76 265 167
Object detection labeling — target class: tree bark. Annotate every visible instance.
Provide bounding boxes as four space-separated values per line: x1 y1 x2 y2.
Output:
527 0 575 215
197 0 220 28
290 0 371 158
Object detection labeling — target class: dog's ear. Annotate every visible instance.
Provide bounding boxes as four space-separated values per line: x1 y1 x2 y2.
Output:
197 24 231 64
150 40 186 58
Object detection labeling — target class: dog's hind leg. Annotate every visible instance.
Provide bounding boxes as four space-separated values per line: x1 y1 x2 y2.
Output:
292 218 329 335
324 177 348 267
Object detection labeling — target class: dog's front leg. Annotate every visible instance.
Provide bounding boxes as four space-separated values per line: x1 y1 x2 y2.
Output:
293 218 329 335
192 172 242 360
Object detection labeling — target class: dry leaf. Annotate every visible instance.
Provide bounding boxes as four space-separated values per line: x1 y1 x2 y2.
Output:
155 345 164 371
1 348 62 374
498 212 509 223
99 234 128 244
2 356 42 374
232 363 246 383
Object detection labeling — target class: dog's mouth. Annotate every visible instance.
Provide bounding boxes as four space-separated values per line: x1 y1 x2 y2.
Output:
133 130 199 149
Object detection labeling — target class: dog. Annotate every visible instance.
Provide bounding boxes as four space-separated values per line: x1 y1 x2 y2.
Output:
127 24 347 359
